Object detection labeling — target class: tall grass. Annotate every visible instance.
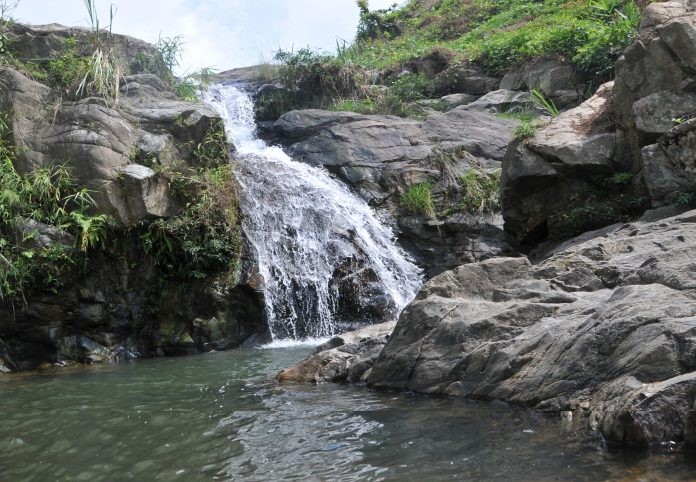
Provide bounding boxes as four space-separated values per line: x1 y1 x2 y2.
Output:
76 0 122 104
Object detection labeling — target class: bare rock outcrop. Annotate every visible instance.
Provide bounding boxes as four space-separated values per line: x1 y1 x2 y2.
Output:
364 209 696 448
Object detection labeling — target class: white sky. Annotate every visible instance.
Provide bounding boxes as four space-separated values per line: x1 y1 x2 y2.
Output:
11 0 399 73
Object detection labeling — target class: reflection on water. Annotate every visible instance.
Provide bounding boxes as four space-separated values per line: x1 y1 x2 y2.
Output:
1 348 694 481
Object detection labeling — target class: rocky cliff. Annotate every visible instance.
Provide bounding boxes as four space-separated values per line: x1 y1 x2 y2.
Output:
0 25 265 372
278 0 696 450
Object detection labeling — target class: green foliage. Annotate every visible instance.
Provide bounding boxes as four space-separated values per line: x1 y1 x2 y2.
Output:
343 0 642 87
514 119 540 139
457 169 501 214
273 47 369 109
531 89 560 117
549 171 647 239
0 113 111 305
356 1 402 42
140 166 242 284
191 120 229 168
677 191 696 207
0 1 18 63
401 182 435 217
27 37 90 93
388 73 434 101
76 0 122 104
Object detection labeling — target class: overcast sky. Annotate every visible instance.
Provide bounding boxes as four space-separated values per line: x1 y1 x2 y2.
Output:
12 0 399 73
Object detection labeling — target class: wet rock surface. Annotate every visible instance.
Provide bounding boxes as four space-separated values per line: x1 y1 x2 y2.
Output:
269 107 518 276
276 321 396 383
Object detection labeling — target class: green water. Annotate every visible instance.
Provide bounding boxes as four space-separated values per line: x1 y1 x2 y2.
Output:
1 347 694 481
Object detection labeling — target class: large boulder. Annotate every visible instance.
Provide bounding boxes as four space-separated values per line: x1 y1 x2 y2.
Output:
367 209 696 448
641 118 696 205
0 68 220 225
278 107 517 208
501 82 648 246
613 0 696 161
276 321 395 383
8 23 159 76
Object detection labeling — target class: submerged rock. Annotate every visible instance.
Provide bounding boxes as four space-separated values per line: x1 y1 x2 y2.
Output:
366 209 696 448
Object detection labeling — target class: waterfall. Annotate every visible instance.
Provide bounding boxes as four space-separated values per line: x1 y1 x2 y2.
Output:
202 84 422 340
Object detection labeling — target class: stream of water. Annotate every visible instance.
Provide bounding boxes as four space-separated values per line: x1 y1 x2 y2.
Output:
1 349 694 481
201 84 422 340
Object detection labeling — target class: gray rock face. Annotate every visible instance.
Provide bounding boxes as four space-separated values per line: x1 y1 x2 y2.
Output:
8 23 159 76
276 321 396 383
463 89 538 114
613 0 696 158
367 209 696 448
501 82 645 245
398 213 516 278
277 107 517 208
0 68 219 225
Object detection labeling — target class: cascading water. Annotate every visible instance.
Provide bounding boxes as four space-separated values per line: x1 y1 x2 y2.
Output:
202 83 422 340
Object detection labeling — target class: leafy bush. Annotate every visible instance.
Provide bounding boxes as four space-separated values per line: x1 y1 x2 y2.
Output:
401 182 435 217
388 73 434 101
356 0 402 42
140 166 242 284
274 47 369 109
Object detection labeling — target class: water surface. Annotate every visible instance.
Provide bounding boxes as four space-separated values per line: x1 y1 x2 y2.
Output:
1 348 694 481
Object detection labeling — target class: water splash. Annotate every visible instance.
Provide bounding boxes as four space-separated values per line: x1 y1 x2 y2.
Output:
202 84 422 340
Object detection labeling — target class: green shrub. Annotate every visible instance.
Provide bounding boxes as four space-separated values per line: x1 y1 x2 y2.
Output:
140 166 242 284
514 120 540 139
274 47 369 109
401 182 435 217
27 37 90 93
356 0 402 42
388 73 434 101
458 169 501 214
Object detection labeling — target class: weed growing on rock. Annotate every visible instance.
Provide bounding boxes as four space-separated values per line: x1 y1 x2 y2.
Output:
457 169 501 215
401 182 435 217
0 113 111 306
140 166 242 285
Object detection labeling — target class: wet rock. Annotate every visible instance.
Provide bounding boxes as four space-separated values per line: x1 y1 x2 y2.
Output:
367 209 696 448
276 321 395 383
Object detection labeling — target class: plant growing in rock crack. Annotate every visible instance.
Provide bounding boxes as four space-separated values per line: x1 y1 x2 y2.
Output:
401 182 435 218
530 89 559 117
0 112 112 306
76 0 122 104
